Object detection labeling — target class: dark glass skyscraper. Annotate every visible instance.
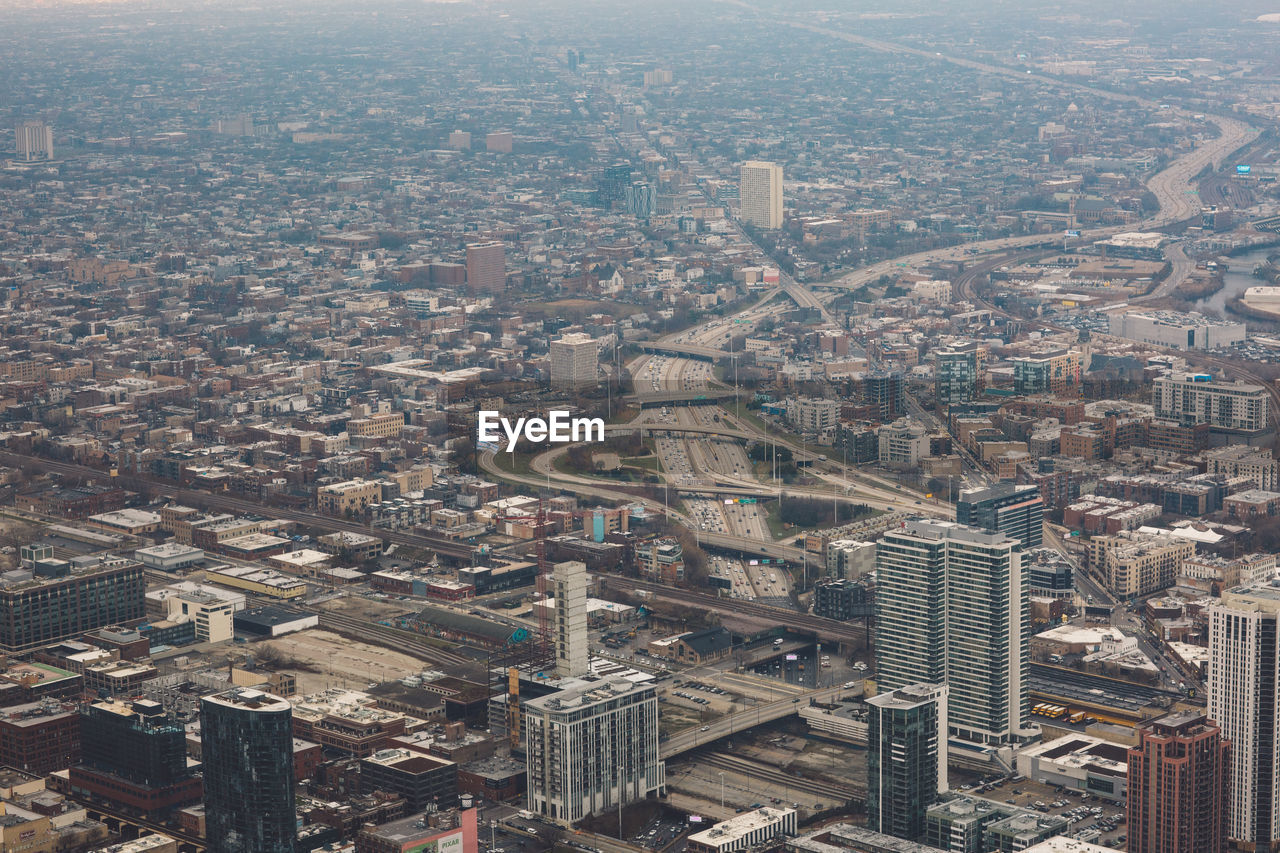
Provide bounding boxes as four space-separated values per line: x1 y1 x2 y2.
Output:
866 683 948 842
201 688 296 853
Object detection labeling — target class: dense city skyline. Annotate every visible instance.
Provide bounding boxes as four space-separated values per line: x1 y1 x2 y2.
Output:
2 2 1280 853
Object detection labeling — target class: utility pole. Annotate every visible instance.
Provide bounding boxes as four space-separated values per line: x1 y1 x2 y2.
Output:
733 332 740 424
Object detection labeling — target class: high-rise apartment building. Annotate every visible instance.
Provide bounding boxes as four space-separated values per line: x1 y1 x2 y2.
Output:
1153 373 1269 435
935 344 981 406
465 241 506 294
15 120 53 161
739 160 784 229
1011 349 1082 396
550 333 599 389
867 683 949 841
597 163 632 207
485 131 513 153
525 679 664 825
1127 711 1229 853
1209 582 1280 852
624 182 656 220
1 559 145 651
553 560 589 678
864 369 906 421
202 688 296 853
876 520 1028 745
956 483 1044 550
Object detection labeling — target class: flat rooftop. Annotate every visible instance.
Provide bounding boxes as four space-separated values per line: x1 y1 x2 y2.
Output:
893 518 1018 548
689 807 794 844
202 688 291 713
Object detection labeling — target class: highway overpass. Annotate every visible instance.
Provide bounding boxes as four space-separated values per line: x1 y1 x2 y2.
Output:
626 389 743 407
698 531 805 561
603 422 822 460
608 577 869 646
661 685 845 758
632 340 729 360
605 423 757 441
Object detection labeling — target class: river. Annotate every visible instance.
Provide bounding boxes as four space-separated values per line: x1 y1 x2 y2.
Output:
1195 246 1275 314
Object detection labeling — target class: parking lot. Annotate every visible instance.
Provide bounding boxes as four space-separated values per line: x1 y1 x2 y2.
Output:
627 814 688 850
970 776 1127 848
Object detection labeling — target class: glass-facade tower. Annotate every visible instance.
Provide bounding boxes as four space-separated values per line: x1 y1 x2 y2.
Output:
201 688 296 853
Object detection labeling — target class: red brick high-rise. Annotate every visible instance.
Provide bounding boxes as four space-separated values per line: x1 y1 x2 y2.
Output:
1128 711 1230 853
465 241 506 294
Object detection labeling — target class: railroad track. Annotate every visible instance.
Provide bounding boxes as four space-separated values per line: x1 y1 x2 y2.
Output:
313 611 473 667
697 752 863 802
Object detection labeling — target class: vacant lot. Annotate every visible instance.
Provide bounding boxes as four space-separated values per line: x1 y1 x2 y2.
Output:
258 629 427 695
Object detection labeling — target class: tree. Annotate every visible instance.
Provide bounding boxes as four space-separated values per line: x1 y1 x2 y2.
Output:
777 497 874 528
748 443 792 463
452 437 478 475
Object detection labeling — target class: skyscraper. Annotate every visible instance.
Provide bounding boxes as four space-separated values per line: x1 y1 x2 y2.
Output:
553 560 589 678
956 483 1044 550
15 120 53 161
525 679 664 825
624 182 656 220
550 333 599 389
597 163 632 207
465 241 506 294
485 131 514 153
739 160 783 229
1127 711 1230 853
1209 583 1280 851
201 688 296 853
935 344 980 406
866 683 948 841
876 520 1028 745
